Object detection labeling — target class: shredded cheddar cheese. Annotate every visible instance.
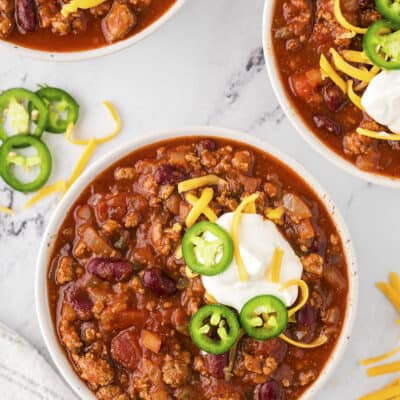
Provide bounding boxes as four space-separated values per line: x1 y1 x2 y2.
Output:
357 128 400 141
61 0 106 17
330 48 376 82
265 206 285 222
185 193 218 222
244 200 257 214
66 101 121 146
342 50 373 65
0 206 14 215
174 245 183 260
231 193 259 282
279 333 328 349
320 54 347 93
361 346 400 366
281 279 310 318
376 282 400 313
23 180 67 209
268 247 284 283
347 81 365 111
390 272 400 294
367 361 400 377
358 383 400 400
334 0 367 34
185 187 214 228
204 292 218 304
178 175 226 193
185 266 199 279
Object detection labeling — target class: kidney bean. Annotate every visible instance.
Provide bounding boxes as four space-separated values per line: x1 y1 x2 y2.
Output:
322 84 345 112
313 115 342 136
15 0 37 33
197 139 217 153
296 303 316 326
206 353 229 379
111 328 141 370
65 285 93 320
258 380 286 400
358 0 374 9
155 164 175 185
87 258 133 282
142 268 177 296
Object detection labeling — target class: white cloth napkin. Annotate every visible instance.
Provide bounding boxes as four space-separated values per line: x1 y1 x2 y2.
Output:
0 322 77 400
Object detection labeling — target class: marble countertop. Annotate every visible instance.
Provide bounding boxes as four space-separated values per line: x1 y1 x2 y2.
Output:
0 0 399 399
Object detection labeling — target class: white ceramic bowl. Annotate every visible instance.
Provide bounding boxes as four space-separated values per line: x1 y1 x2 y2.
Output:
0 0 186 62
262 1 400 188
35 126 358 399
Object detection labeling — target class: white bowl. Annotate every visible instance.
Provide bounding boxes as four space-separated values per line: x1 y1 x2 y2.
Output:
35 126 358 399
1 0 186 62
262 1 400 188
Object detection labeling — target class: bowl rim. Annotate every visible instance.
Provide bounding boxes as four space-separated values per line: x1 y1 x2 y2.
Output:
0 0 187 62
262 0 400 188
35 126 358 400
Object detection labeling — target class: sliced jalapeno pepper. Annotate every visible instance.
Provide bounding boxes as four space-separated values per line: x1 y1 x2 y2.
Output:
240 295 288 341
182 221 233 276
376 0 400 24
189 304 240 354
34 87 80 133
363 20 400 70
0 135 52 193
0 88 48 142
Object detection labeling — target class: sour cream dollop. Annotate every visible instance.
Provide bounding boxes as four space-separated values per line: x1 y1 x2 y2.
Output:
201 213 303 312
362 70 400 133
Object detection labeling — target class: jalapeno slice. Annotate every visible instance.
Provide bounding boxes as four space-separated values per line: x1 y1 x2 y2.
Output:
182 221 234 276
0 88 48 142
377 0 400 24
0 135 52 192
240 295 288 341
189 304 240 354
35 87 80 133
363 20 400 70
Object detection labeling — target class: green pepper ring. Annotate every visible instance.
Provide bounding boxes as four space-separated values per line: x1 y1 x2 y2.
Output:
0 88 49 143
35 87 80 134
376 0 400 25
189 304 240 355
240 295 288 341
363 20 400 70
0 135 52 193
182 221 234 276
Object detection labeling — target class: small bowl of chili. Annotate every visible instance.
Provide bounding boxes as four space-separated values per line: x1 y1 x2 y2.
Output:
35 126 358 399
263 0 400 187
0 0 186 61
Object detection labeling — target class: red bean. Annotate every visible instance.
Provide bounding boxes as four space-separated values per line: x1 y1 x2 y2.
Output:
258 380 286 400
206 353 229 379
142 268 177 296
197 139 217 153
65 285 93 320
15 0 37 33
155 164 175 184
322 84 345 112
313 115 342 136
111 328 141 370
296 303 316 326
87 258 133 282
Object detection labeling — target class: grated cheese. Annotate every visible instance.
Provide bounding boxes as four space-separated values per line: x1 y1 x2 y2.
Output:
279 332 328 349
185 193 218 222
204 292 218 304
361 346 400 366
342 50 373 65
333 0 367 34
244 200 257 214
23 180 67 209
0 206 14 215
231 193 260 282
347 81 365 111
185 266 199 279
376 282 400 313
265 206 285 222
268 247 284 283
61 0 106 17
320 54 347 93
330 48 376 82
185 187 214 227
281 279 310 318
390 272 400 294
367 361 400 377
178 175 226 193
357 128 400 141
358 384 400 400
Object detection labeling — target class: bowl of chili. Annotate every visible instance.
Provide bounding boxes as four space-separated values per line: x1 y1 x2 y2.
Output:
0 0 186 61
35 126 358 399
263 0 400 187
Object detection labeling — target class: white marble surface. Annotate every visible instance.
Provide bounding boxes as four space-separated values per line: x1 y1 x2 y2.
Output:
0 0 399 399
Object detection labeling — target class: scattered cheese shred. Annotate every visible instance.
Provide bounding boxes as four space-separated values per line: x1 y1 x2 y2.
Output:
320 54 347 93
61 0 106 17
281 279 310 318
244 200 257 214
185 266 199 279
390 272 400 295
23 180 67 209
342 50 373 65
347 81 364 111
357 128 400 142
185 193 218 222
178 175 226 193
367 361 400 377
330 48 376 83
268 247 284 283
0 206 14 215
67 138 97 190
185 187 214 228
231 193 259 282
204 292 218 304
376 282 400 313
279 332 328 349
358 383 400 400
265 206 285 222
333 0 367 34
66 101 121 146
360 346 400 366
